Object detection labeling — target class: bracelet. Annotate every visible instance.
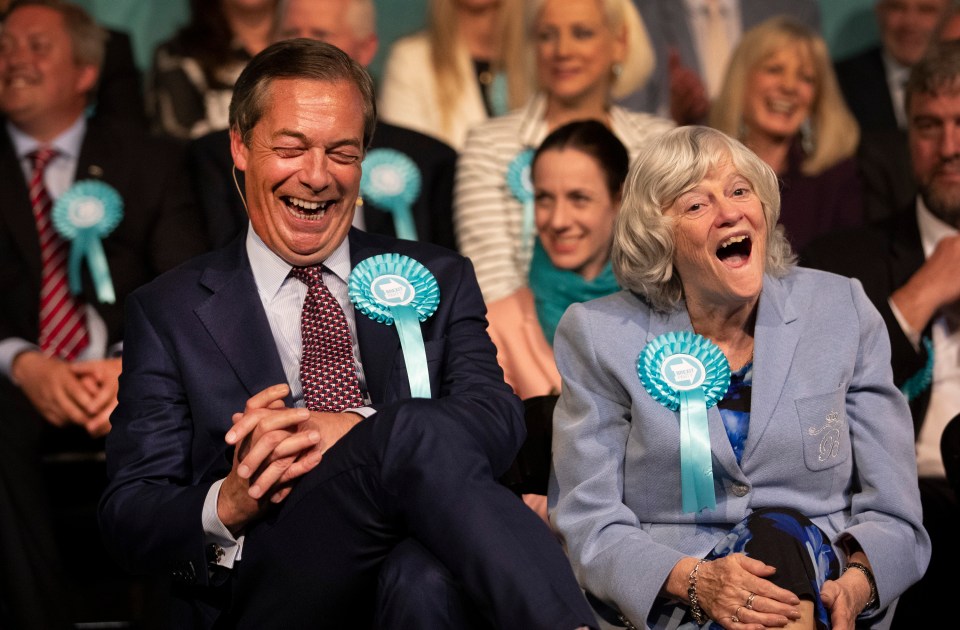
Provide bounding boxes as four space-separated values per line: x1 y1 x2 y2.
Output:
687 559 708 625
843 561 878 611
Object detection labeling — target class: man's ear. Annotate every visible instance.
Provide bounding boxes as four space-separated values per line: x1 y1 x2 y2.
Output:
230 127 249 172
76 64 99 96
355 33 379 68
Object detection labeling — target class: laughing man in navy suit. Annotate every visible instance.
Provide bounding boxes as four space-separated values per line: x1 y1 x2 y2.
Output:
99 39 595 630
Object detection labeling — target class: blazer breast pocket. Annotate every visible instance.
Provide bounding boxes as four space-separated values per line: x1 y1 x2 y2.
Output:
795 387 850 471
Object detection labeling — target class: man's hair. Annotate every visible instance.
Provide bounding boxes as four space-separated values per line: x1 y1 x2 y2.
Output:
6 0 106 70
229 38 377 149
906 38 960 114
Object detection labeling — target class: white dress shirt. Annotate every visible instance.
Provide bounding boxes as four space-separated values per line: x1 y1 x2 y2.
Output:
0 116 112 380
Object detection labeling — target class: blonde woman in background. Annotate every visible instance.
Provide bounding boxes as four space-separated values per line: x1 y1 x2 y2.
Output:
710 16 862 251
378 0 529 150
454 0 673 304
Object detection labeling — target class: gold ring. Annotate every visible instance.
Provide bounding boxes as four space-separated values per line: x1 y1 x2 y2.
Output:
735 606 743 619
746 592 757 610
731 614 740 623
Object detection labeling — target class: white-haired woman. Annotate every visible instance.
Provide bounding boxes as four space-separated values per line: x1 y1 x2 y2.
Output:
549 126 929 630
453 0 673 304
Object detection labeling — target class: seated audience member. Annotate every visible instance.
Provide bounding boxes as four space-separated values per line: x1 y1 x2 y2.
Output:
489 120 626 523
624 0 821 124
455 0 673 304
191 0 458 251
0 1 207 627
378 0 530 151
835 0 948 133
550 125 929 629
843 0 951 224
100 38 597 630
488 120 626 400
147 0 277 139
803 40 960 630
0 0 145 126
710 16 863 251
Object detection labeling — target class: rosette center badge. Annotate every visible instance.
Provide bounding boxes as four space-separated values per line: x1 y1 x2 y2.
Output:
661 354 706 391
67 196 106 228
371 274 415 306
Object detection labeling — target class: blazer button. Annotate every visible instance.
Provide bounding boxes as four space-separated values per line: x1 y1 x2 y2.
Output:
732 482 750 497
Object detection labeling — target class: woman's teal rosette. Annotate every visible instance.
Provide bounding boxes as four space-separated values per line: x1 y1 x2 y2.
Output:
506 148 535 257
349 254 440 398
51 179 124 304
360 148 421 241
638 331 731 513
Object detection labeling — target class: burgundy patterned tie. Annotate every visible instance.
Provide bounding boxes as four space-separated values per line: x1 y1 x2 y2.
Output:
291 265 364 412
29 147 89 361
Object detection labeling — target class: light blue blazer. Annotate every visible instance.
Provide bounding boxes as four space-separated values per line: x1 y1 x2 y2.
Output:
549 268 930 629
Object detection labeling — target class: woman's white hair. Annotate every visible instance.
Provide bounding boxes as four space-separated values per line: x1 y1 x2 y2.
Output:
612 126 796 313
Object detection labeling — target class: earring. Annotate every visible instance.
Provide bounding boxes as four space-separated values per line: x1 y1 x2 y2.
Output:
800 119 815 155
611 63 623 77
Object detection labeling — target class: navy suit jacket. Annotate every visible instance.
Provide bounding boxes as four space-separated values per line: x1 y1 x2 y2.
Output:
99 227 522 627
834 46 900 133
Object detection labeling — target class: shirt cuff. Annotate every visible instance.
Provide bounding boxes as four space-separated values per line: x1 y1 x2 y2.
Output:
345 406 376 419
888 296 922 351
202 479 244 568
0 338 40 381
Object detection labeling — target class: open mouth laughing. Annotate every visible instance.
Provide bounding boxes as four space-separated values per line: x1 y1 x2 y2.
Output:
282 195 334 221
716 234 752 267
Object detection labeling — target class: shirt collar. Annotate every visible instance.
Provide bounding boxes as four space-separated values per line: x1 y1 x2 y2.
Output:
917 197 959 259
246 224 353 300
7 114 86 162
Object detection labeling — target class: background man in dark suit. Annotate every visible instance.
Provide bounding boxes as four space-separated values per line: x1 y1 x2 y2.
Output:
191 0 458 251
804 40 960 629
100 38 595 630
836 0 949 222
0 1 206 627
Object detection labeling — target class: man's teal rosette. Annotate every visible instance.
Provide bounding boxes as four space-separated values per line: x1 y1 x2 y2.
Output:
506 148 535 257
638 331 731 513
51 180 124 304
360 149 421 241
349 254 440 398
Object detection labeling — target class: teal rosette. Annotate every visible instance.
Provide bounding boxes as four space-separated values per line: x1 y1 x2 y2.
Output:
349 254 440 398
638 331 731 513
51 180 124 304
361 149 421 241
506 148 535 257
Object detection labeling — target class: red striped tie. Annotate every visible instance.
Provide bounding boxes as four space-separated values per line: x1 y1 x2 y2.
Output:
29 147 89 361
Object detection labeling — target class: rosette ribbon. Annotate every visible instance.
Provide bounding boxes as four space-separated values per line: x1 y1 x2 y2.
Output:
360 149 421 241
348 254 440 398
52 180 124 304
506 148 535 257
638 332 731 513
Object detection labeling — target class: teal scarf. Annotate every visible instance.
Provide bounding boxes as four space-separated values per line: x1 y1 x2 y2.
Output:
528 239 619 345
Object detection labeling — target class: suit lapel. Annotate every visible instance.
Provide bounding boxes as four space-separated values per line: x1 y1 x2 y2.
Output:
0 129 42 288
194 240 290 402
348 230 402 403
743 275 800 461
889 210 925 293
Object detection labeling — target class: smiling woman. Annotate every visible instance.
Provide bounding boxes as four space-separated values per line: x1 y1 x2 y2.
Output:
549 126 930 630
709 16 863 250
454 0 673 304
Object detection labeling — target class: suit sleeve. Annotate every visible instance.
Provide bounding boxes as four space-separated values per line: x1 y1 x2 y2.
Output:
99 291 212 582
549 303 686 625
837 279 930 607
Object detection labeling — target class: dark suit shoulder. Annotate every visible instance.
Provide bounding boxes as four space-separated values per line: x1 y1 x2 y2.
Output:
801 211 914 276
372 122 457 164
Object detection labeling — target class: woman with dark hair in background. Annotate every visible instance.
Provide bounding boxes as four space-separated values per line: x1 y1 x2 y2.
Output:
147 0 276 139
